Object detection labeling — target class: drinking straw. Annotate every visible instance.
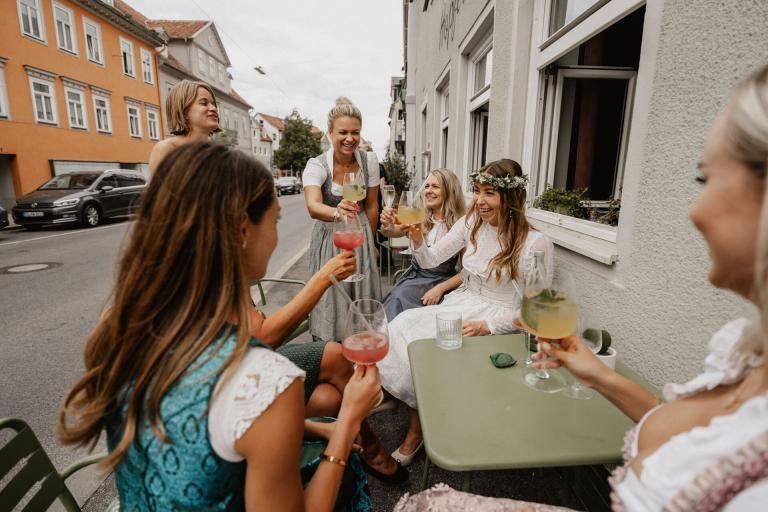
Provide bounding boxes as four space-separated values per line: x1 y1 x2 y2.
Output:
328 274 375 332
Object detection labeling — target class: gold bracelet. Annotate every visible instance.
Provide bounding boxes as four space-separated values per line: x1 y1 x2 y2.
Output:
321 453 347 467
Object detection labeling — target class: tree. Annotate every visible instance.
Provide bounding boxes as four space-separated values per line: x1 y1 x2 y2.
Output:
382 151 411 192
272 110 322 173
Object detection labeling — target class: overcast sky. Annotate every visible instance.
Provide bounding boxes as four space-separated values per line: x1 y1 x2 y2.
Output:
128 0 404 159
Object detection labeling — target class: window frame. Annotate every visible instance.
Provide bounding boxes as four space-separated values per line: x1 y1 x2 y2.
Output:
127 104 142 138
83 17 104 65
63 86 87 130
218 63 226 84
0 66 10 119
208 55 216 80
146 109 159 140
17 0 46 43
92 94 111 133
521 0 647 264
434 67 451 168
28 77 58 125
140 48 154 84
52 1 77 55
197 48 207 76
119 37 136 78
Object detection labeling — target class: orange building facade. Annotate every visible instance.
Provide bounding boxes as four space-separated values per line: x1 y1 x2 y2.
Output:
0 0 165 208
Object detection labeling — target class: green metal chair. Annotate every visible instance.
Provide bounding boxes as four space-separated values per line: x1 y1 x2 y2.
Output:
0 417 107 512
253 278 309 342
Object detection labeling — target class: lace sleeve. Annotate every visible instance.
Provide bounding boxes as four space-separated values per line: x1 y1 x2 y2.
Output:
208 348 305 462
485 232 554 335
413 215 469 269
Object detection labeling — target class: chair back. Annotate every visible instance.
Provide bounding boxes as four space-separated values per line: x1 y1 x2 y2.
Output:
0 417 80 512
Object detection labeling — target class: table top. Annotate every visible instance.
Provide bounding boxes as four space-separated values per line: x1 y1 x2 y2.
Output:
408 334 655 472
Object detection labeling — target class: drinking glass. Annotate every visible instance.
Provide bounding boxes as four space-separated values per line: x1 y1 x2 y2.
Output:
436 311 462 350
333 211 366 282
382 185 396 208
397 189 426 251
342 172 367 202
341 299 390 365
563 313 602 400
520 270 578 393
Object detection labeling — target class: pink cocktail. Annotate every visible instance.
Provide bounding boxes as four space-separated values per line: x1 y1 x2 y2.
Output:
333 231 364 250
342 331 390 365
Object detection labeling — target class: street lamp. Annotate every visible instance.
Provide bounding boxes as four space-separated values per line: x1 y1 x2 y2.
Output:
254 65 266 75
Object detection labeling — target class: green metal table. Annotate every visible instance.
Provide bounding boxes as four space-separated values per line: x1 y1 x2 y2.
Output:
408 334 654 490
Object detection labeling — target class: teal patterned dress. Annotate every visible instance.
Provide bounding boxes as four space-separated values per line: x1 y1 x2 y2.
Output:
106 328 372 511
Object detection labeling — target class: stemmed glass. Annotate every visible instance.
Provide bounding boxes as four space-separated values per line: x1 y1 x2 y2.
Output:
520 269 578 394
342 172 367 203
381 184 397 230
397 189 426 251
333 211 366 282
563 316 602 400
341 299 390 365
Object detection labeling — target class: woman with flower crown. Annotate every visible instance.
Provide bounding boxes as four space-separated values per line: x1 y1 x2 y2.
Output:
377 159 554 465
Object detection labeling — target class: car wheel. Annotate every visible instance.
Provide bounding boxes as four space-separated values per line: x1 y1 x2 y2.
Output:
82 204 101 227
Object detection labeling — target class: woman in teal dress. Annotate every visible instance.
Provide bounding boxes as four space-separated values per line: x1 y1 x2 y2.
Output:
58 142 379 511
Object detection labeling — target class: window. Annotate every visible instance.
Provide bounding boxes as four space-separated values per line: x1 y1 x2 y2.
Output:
127 105 141 137
93 94 111 133
197 48 206 76
117 173 145 187
18 0 45 41
64 88 87 129
209 56 216 80
548 0 606 36
29 78 57 124
83 18 103 64
438 82 450 167
530 7 643 215
0 67 9 119
140 48 154 84
53 3 76 53
219 63 226 84
146 109 159 140
120 38 135 77
467 39 492 177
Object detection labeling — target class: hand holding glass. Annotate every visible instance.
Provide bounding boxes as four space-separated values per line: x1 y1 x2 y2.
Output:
333 211 366 283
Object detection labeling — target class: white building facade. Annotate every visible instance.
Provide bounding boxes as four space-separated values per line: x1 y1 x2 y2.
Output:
404 0 767 385
251 117 273 170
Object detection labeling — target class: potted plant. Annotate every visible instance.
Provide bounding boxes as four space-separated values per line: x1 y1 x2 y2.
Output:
532 186 589 219
583 328 617 369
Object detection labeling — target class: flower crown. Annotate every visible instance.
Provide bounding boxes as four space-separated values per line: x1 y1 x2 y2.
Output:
469 171 529 190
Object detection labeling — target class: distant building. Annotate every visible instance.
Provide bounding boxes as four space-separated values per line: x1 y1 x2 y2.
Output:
387 76 405 156
254 112 326 172
123 11 254 154
251 117 273 171
0 0 164 207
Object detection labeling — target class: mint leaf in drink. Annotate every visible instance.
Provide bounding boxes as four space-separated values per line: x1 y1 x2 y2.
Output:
536 288 565 303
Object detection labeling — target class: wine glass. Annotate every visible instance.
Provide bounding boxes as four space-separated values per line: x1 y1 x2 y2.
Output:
382 185 396 209
520 269 578 394
341 299 390 365
342 172 367 203
333 211 366 282
397 189 426 251
563 314 602 400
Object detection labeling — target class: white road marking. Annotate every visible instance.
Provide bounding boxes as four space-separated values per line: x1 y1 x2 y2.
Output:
0 223 127 247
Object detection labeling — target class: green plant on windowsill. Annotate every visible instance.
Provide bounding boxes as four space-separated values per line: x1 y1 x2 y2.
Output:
589 197 621 227
533 186 589 219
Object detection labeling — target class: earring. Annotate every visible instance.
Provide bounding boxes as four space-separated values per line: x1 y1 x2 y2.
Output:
509 209 514 218
242 239 247 249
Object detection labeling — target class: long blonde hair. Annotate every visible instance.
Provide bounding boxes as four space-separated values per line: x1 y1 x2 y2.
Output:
727 65 768 356
423 168 466 234
467 159 530 283
166 80 221 135
57 143 276 467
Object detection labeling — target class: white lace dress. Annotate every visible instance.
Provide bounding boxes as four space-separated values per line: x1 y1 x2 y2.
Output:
378 215 554 408
207 347 305 461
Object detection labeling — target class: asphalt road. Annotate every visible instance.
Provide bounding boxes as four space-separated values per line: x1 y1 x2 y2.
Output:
0 191 313 505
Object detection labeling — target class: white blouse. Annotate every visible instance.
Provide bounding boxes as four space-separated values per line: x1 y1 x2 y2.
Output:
208 347 305 462
615 318 768 511
302 148 380 196
413 214 554 334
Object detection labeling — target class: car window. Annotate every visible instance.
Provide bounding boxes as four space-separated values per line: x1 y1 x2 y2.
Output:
98 176 120 189
39 174 99 190
117 174 144 187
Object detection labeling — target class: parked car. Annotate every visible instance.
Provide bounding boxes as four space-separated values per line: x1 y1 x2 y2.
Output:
0 204 8 230
11 169 147 229
276 176 302 195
